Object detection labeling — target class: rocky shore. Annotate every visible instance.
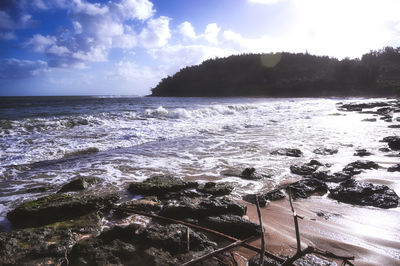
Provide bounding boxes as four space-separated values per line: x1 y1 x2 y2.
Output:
1 99 400 265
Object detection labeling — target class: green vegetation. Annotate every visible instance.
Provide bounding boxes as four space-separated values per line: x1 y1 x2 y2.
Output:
151 47 400 97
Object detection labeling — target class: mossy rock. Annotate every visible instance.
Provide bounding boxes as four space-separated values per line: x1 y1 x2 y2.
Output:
7 193 120 228
0 227 77 265
128 175 198 196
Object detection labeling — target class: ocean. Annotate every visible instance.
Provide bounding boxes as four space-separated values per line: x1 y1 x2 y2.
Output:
0 96 399 225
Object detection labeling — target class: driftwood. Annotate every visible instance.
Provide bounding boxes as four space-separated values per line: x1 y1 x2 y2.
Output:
180 236 257 266
114 201 355 266
186 227 190 252
255 195 265 266
113 206 285 263
281 189 355 266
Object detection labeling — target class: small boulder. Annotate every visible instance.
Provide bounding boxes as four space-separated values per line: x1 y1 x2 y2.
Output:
290 164 318 176
381 136 400 143
388 139 400 150
330 179 398 208
362 118 377 122
353 149 372 157
197 182 233 196
221 167 267 180
242 194 268 207
388 164 400 172
284 179 328 200
160 197 246 219
202 215 261 238
313 148 338 155
264 189 286 201
57 176 98 193
271 148 303 157
128 175 198 196
343 160 379 175
248 254 280 266
388 124 400 128
310 171 350 183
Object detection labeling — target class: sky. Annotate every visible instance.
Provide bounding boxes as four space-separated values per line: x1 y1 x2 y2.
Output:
0 0 399 96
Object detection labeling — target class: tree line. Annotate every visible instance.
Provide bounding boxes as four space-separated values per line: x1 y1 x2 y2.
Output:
151 47 400 97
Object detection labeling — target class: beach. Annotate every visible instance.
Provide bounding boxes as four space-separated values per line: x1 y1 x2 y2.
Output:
0 96 399 265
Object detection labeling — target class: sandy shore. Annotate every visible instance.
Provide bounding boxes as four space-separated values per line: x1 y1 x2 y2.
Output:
239 187 400 265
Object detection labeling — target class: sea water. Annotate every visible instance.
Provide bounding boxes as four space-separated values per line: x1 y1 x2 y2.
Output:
0 96 398 220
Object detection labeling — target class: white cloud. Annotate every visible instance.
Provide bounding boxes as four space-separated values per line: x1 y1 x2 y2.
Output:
178 21 196 40
109 61 165 81
115 0 155 20
0 59 48 79
72 0 109 15
204 23 220 44
26 34 56 52
18 0 158 68
47 45 70 56
139 16 171 48
149 44 236 74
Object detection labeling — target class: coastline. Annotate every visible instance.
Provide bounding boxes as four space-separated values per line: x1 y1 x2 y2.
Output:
0 98 399 265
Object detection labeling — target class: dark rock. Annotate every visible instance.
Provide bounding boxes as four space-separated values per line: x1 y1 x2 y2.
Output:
264 189 286 201
380 115 393 122
137 223 217 254
309 171 351 183
338 102 389 111
376 107 393 115
248 254 280 266
388 164 400 172
163 189 203 200
284 179 328 200
160 197 247 219
197 182 233 196
329 179 399 208
330 171 353 182
295 254 337 266
243 189 286 205
221 167 267 180
381 136 400 142
308 160 324 166
57 176 98 193
313 148 338 155
7 193 120 228
379 147 391 152
362 118 377 122
271 148 303 157
128 175 198 196
343 160 379 175
388 124 400 128
0 227 77 265
242 194 267 207
388 139 400 150
290 164 318 176
353 149 373 157
99 223 216 255
115 198 161 217
68 237 137 266
45 212 103 235
202 215 261 238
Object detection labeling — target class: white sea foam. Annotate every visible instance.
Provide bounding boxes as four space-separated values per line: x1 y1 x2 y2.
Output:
0 97 398 218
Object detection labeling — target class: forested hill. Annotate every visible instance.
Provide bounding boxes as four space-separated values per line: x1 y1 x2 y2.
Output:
151 47 400 97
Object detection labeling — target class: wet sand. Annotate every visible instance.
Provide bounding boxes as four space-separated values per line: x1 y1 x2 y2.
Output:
239 188 400 265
